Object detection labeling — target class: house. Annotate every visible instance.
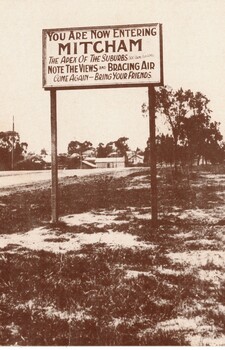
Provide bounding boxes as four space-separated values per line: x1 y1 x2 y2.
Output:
95 157 125 169
42 154 52 168
128 154 144 165
81 160 96 169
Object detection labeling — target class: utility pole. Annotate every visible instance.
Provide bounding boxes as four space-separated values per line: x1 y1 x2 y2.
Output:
11 115 15 171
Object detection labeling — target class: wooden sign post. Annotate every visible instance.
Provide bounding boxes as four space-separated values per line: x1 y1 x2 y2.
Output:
50 89 58 223
42 23 163 225
148 86 157 227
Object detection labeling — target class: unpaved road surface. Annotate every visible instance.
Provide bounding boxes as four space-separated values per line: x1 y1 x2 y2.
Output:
0 167 137 189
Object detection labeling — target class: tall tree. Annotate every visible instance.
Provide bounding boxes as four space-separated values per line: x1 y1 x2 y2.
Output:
68 140 93 156
203 121 223 164
96 138 129 159
156 134 174 166
67 140 93 168
0 131 25 170
114 137 129 156
157 87 211 172
40 148 48 156
142 86 213 172
96 142 115 158
180 115 222 165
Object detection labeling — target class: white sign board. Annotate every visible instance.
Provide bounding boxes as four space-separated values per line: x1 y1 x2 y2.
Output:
42 23 163 89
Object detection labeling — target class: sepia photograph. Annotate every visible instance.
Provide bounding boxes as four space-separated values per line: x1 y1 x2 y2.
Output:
0 0 225 346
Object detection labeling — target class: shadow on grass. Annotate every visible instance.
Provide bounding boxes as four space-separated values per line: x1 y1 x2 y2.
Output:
0 247 192 346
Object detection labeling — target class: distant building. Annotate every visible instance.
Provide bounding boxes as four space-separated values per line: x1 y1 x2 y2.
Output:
128 154 144 165
81 160 96 169
95 157 125 169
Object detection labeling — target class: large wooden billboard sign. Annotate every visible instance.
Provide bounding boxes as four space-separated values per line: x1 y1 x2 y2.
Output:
43 23 163 89
42 23 163 226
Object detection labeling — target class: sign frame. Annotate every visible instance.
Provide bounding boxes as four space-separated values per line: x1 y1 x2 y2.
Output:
42 23 163 90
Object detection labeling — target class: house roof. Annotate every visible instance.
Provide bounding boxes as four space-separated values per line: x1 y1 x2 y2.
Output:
82 160 96 168
128 154 144 160
85 157 96 161
41 155 52 163
95 157 125 163
108 152 119 157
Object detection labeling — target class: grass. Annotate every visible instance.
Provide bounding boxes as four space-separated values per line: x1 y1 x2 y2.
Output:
0 247 192 345
1 166 225 345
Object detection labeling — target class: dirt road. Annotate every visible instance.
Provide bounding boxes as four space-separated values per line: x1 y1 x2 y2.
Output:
0 167 140 189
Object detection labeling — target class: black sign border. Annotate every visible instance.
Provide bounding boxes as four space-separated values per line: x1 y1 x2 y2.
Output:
42 23 164 90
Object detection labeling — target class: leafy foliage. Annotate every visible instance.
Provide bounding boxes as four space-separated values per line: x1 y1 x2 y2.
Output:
142 86 224 168
96 137 130 158
67 140 93 156
96 142 115 157
0 131 27 170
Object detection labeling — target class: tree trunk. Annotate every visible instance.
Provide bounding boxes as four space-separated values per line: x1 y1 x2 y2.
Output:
173 137 178 177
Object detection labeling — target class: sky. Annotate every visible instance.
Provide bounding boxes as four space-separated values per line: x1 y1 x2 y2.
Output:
0 0 224 154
